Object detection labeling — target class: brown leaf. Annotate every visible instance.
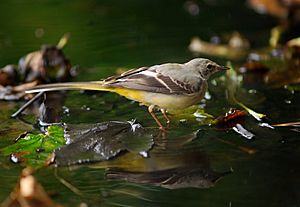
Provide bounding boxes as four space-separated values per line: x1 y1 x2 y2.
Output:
216 109 247 129
1 168 63 207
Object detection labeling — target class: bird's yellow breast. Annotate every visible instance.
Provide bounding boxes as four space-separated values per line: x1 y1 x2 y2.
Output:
112 87 206 111
112 88 145 103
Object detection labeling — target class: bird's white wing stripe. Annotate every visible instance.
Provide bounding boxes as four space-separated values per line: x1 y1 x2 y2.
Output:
154 75 173 93
138 70 157 77
141 70 175 92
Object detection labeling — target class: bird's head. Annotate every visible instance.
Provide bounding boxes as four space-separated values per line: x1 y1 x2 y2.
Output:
186 58 229 80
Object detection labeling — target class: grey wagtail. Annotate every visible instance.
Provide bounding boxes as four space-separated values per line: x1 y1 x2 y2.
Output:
26 58 228 129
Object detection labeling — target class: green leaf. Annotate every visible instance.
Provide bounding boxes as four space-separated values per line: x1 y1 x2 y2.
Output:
1 125 65 168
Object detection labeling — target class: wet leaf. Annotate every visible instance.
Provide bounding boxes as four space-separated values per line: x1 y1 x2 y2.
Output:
55 121 154 166
172 106 216 125
1 168 63 207
235 101 266 121
1 125 65 168
216 109 247 129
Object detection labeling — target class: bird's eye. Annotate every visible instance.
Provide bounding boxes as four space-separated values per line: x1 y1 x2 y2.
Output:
207 64 212 69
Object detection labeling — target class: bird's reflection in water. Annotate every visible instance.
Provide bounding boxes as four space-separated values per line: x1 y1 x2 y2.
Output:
106 164 231 189
103 130 232 189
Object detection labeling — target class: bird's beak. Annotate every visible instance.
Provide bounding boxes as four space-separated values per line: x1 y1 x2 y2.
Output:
220 66 230 70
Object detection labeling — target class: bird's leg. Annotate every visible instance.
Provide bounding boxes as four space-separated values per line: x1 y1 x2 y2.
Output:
160 108 171 129
160 108 170 124
148 105 165 130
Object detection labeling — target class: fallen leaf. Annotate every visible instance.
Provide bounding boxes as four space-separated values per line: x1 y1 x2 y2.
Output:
55 121 153 166
1 125 65 168
1 168 63 207
216 109 247 129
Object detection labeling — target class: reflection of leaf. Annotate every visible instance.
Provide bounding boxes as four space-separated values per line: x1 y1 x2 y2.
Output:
55 121 154 166
1 125 65 168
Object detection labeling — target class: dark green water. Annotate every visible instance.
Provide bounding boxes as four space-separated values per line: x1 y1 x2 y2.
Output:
0 1 300 206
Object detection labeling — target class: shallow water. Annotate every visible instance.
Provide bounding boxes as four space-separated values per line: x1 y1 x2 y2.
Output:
0 1 300 206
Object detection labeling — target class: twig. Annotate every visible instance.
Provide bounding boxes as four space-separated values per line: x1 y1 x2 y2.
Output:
11 92 44 118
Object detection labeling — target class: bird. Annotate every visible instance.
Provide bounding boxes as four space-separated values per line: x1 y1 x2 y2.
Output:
26 58 228 130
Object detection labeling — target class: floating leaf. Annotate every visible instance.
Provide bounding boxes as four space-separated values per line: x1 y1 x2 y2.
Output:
172 106 216 126
216 109 247 129
1 125 65 168
55 121 154 166
235 101 266 121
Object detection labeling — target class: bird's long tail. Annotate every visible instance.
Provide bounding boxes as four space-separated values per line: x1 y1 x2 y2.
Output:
25 81 112 93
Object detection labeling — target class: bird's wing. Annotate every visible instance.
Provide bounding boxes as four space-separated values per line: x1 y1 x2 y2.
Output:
104 65 202 95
